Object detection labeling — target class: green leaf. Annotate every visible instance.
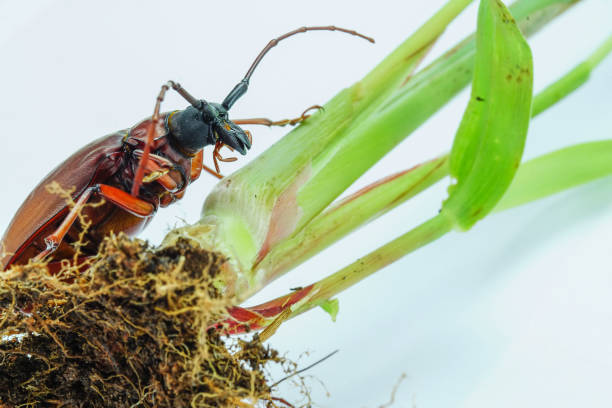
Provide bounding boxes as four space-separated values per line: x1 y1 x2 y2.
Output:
318 298 340 322
442 0 533 230
255 156 449 283
496 140 612 211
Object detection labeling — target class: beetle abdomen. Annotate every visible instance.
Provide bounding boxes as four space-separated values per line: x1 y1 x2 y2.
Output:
1 132 126 269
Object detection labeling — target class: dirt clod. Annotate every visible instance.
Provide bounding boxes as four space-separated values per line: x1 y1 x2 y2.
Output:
0 235 290 407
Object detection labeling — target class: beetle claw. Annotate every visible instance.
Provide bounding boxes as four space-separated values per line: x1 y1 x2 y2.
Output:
216 121 251 155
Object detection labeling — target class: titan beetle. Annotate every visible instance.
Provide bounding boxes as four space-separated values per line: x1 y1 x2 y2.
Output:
0 26 374 270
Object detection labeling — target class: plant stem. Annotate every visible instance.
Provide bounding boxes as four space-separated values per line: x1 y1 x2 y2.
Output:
255 156 450 283
532 32 612 116
300 214 452 308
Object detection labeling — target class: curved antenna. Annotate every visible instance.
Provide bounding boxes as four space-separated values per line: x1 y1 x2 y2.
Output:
222 25 375 110
243 26 374 84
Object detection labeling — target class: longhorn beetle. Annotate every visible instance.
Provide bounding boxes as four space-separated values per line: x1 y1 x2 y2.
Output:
0 26 374 270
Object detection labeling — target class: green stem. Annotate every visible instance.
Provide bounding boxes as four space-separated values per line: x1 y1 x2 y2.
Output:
223 214 452 330
301 214 452 308
358 0 475 106
532 32 612 116
255 156 449 283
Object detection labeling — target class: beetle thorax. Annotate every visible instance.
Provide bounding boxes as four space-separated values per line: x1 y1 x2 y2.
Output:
168 105 215 155
169 101 251 157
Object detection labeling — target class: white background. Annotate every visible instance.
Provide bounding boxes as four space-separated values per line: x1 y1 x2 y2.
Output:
1 1 612 407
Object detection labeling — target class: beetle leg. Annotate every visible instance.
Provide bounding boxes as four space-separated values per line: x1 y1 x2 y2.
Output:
131 84 171 197
233 105 323 127
212 140 239 174
33 184 155 262
202 164 224 179
191 149 223 181
98 185 156 216
212 143 221 174
133 149 174 168
190 150 204 181
214 142 238 162
132 79 215 196
138 156 180 192
133 149 193 191
33 187 95 262
190 149 223 180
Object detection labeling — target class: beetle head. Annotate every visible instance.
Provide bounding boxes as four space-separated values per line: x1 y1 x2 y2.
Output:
169 102 251 156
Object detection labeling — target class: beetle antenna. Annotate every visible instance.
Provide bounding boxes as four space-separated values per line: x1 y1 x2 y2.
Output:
166 80 208 109
221 25 374 110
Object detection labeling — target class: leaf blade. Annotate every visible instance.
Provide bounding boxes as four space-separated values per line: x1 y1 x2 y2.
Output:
442 0 533 230
496 140 612 211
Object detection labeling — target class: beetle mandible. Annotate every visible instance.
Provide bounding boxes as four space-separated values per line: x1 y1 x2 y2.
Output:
0 26 374 271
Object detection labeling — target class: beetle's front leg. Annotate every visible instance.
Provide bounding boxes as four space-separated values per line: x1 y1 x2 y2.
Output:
133 150 180 192
233 104 323 127
132 149 222 205
33 185 155 262
131 80 202 197
190 149 224 181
